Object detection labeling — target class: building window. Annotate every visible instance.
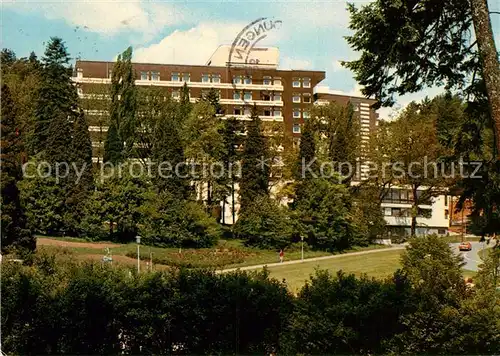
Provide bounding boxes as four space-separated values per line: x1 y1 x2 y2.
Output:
273 77 282 86
212 74 221 83
273 109 282 117
244 107 251 116
172 90 180 99
141 71 149 80
303 94 311 103
243 92 252 101
234 108 242 115
303 111 310 119
233 92 241 100
392 208 402 217
182 73 190 82
445 209 449 220
202 74 210 83
233 76 242 84
263 76 272 85
293 108 301 118
77 68 83 78
302 77 311 88
293 124 301 133
292 94 301 103
244 76 252 85
292 78 301 87
171 72 180 82
384 208 392 216
108 69 113 79
262 92 271 101
444 194 448 206
273 93 282 102
77 87 83 95
264 108 272 116
438 228 447 235
151 71 160 81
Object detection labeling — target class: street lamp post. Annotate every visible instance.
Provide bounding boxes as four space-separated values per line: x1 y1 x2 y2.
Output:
136 235 141 274
301 235 304 261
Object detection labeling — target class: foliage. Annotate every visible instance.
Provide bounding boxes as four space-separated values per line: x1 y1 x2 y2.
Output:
293 178 359 252
234 195 293 249
140 192 221 248
239 105 269 213
0 84 35 252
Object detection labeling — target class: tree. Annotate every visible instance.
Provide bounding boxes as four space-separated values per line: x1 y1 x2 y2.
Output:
103 122 122 165
179 82 193 122
293 115 318 206
344 0 500 158
65 110 94 234
32 38 78 158
0 84 35 253
239 105 269 213
233 195 293 249
376 99 451 236
105 47 136 161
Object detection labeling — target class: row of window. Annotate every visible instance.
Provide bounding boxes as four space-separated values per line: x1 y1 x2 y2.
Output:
76 68 312 87
383 207 432 218
292 93 312 103
233 107 283 117
293 108 310 119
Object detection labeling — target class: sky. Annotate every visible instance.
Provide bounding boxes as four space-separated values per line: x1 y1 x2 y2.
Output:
2 0 500 120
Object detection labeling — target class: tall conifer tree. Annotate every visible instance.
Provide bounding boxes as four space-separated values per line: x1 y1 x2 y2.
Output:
239 104 269 213
1 84 35 252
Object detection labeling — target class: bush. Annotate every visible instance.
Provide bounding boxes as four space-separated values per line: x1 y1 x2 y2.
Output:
234 195 293 249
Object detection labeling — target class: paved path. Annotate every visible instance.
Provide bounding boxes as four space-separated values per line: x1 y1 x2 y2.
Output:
451 241 486 272
219 245 407 273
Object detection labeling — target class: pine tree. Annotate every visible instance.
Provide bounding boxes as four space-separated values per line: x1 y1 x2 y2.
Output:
66 110 94 233
202 87 223 115
152 113 190 199
1 84 35 253
178 82 192 124
294 116 317 206
33 37 78 158
239 104 269 213
103 122 123 164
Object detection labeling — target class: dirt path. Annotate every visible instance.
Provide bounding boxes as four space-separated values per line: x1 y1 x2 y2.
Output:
37 237 121 249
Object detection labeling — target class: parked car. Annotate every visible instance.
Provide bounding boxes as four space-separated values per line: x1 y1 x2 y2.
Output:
459 242 472 251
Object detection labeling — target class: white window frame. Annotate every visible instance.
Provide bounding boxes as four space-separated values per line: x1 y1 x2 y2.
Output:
292 94 301 103
182 73 190 82
201 74 210 83
77 68 83 78
77 87 83 95
243 92 252 101
302 77 311 88
233 76 242 84
172 90 180 99
233 92 241 100
293 124 301 133
234 107 242 115
303 110 310 119
140 71 149 81
303 94 311 103
151 71 160 81
212 74 221 83
292 78 301 88
171 72 180 82
273 78 282 86
293 108 301 118
273 109 282 117
263 76 272 85
273 93 282 102
244 76 252 85
244 107 251 116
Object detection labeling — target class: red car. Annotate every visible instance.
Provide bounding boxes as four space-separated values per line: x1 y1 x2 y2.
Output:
459 242 472 251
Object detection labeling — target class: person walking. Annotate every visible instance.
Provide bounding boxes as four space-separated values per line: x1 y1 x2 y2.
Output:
279 249 284 263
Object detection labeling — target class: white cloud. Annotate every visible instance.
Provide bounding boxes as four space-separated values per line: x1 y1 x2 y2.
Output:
4 0 186 37
133 22 246 64
277 1 351 29
280 57 312 70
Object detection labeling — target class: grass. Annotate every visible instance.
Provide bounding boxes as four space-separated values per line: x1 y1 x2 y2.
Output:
36 236 389 270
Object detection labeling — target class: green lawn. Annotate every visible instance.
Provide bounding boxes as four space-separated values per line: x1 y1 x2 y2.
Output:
37 236 387 269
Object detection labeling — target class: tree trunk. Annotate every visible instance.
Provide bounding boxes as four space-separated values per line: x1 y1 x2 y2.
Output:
471 0 500 158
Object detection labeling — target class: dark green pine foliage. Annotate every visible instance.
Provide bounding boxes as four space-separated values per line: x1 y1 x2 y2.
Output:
0 84 35 253
117 47 137 157
33 37 78 158
239 104 269 213
103 122 123 165
293 117 317 207
178 82 192 124
202 87 223 115
152 109 190 199
66 110 94 233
